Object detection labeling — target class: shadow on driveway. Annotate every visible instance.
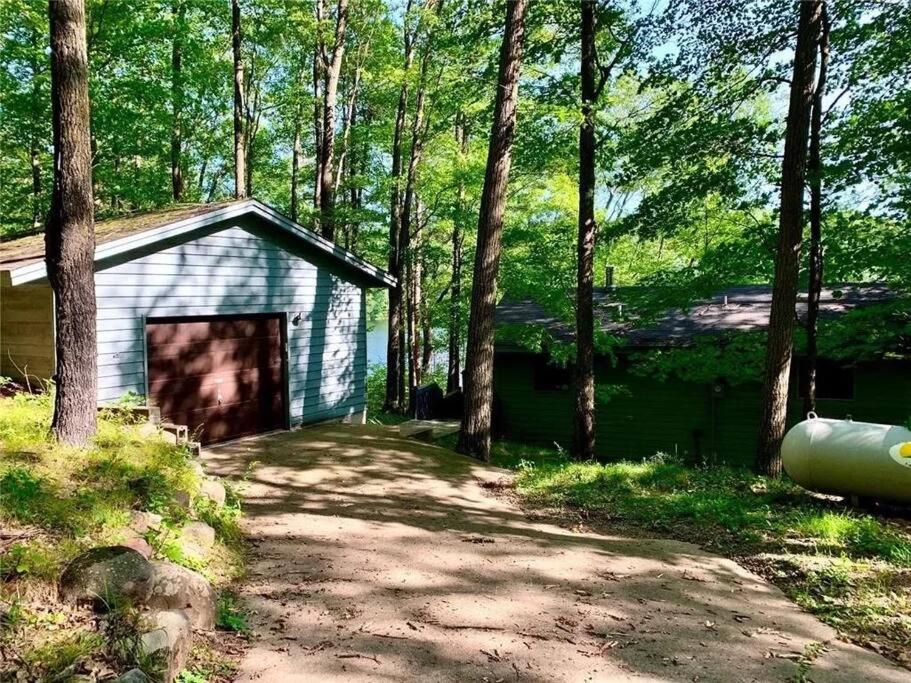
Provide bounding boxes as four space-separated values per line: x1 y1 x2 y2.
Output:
203 425 906 682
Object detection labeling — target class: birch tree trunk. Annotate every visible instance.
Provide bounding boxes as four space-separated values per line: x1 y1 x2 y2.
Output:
231 0 246 199
457 0 529 461
47 0 97 445
756 0 823 476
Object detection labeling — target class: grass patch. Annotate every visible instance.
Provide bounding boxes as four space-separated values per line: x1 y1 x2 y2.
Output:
495 441 911 667
0 391 247 680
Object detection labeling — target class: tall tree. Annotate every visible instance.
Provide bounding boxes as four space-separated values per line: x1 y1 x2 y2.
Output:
457 0 529 461
756 0 823 476
317 0 350 241
402 2 436 402
573 0 598 460
290 96 303 221
232 0 246 199
384 0 416 412
312 0 324 219
447 112 468 393
46 0 97 445
802 4 830 418
170 0 185 201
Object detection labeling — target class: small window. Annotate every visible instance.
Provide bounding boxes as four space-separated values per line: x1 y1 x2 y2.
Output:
534 356 572 391
798 359 854 400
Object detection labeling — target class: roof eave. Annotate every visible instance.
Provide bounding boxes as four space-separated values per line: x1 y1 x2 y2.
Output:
6 199 396 289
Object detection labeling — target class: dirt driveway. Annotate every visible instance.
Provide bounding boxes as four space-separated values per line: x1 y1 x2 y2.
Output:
203 425 906 682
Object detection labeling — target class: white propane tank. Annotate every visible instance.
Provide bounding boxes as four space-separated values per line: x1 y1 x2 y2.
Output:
781 415 911 503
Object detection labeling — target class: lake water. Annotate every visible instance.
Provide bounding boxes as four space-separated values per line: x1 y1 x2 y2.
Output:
367 320 450 375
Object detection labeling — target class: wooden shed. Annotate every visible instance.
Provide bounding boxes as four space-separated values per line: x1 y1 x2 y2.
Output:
0 199 394 444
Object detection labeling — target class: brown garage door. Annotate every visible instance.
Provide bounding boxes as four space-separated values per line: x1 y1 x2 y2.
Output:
146 315 286 444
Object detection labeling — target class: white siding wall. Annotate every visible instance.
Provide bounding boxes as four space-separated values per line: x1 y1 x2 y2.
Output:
94 220 367 425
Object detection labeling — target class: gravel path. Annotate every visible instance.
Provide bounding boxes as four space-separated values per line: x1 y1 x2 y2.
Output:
203 425 906 682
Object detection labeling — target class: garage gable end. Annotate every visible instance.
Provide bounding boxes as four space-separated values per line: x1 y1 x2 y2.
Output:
95 219 368 434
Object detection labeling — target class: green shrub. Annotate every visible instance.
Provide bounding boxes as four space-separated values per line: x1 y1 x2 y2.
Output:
216 592 249 633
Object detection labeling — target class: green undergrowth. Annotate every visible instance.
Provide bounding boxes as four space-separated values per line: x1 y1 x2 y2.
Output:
493 441 911 668
0 391 248 681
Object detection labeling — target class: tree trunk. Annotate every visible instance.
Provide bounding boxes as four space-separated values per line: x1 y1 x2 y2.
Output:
318 0 349 241
290 111 302 222
383 4 415 412
31 137 42 229
401 45 431 405
312 7 324 226
408 225 423 393
347 104 364 252
447 113 467 393
30 32 43 229
170 0 185 201
231 0 246 199
46 0 97 445
756 0 822 476
573 0 597 460
420 235 432 374
803 5 829 419
457 0 529 461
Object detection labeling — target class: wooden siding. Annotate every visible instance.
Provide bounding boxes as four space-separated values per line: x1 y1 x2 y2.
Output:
494 352 911 469
94 218 367 425
0 276 54 384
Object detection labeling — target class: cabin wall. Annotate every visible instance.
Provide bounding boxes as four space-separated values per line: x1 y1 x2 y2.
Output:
493 351 911 469
0 276 54 385
93 217 367 425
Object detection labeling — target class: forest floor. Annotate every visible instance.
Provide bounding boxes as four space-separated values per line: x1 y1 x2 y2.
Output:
202 425 907 682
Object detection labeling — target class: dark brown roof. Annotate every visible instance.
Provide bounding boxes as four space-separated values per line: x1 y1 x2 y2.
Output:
496 284 898 348
0 201 241 269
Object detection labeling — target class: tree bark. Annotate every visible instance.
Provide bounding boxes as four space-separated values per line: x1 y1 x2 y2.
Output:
803 5 829 419
383 1 415 412
756 0 823 476
457 0 529 461
231 0 246 199
291 110 302 222
170 0 185 201
346 104 364 251
573 0 597 460
401 44 431 405
46 0 97 445
420 233 432 374
30 29 43 229
318 0 349 241
313 2 324 225
447 112 468 393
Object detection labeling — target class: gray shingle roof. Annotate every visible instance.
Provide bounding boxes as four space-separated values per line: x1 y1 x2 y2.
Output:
496 284 897 348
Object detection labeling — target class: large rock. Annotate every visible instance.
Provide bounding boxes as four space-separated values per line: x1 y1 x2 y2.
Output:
129 511 163 535
140 609 191 682
198 479 226 506
179 521 215 551
115 668 153 683
59 546 153 609
145 561 216 630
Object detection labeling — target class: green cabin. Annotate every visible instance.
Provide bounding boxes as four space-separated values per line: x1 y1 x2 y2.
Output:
493 284 910 468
